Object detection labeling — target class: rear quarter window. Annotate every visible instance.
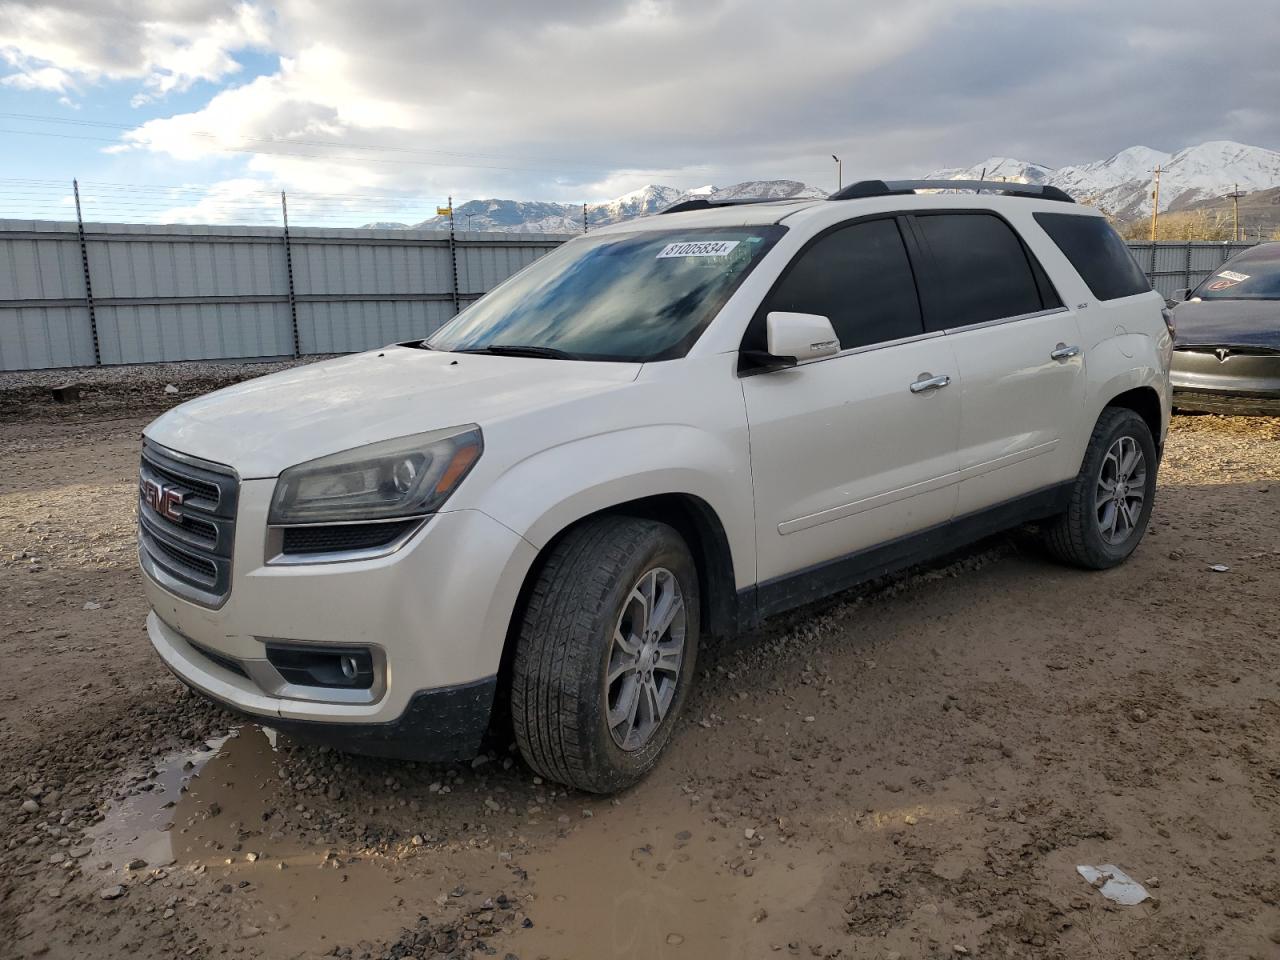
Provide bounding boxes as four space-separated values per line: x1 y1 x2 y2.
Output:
1033 212 1150 301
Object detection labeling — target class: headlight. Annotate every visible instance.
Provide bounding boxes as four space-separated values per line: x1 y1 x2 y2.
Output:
268 426 483 525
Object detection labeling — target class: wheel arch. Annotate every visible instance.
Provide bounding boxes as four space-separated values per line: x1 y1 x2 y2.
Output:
521 493 737 641
487 492 740 743
1104 384 1165 447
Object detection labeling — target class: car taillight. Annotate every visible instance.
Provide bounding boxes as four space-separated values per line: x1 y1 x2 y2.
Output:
1161 307 1175 338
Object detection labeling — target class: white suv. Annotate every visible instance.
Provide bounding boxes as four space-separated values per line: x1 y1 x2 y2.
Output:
139 180 1172 793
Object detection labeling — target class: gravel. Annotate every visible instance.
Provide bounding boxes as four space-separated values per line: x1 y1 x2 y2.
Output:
0 355 336 422
2 372 1279 959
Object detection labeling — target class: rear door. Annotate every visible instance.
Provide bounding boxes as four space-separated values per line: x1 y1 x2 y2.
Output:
741 216 961 591
907 211 1086 516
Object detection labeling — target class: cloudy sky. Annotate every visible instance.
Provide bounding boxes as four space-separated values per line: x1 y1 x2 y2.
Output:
1 0 1277 225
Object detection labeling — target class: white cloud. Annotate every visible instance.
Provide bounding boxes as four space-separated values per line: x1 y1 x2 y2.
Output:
0 1 271 97
100 0 1003 202
146 177 280 224
4 0 1280 221
1 64 74 92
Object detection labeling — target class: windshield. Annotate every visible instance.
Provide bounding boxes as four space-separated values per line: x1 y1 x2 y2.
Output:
426 226 784 361
1194 244 1280 300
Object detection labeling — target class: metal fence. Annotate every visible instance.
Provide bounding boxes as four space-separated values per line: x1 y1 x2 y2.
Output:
0 222 1261 372
0 219 571 371
1125 241 1257 299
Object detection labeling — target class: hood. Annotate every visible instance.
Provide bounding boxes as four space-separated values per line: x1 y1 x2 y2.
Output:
1172 298 1280 350
144 346 641 478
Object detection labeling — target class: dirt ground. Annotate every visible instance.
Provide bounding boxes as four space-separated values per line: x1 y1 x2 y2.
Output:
1 369 1278 960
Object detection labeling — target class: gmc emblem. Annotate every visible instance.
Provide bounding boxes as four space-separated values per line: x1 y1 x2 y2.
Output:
140 475 185 523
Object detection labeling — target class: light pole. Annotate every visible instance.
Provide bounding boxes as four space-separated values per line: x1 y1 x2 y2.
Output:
832 154 842 191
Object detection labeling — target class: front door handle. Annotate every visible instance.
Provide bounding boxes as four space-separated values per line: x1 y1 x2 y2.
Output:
1051 343 1081 361
910 373 951 394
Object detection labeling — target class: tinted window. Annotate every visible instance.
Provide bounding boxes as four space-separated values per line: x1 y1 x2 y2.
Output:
915 213 1046 330
759 218 923 350
428 226 783 361
1193 243 1280 300
1034 212 1151 301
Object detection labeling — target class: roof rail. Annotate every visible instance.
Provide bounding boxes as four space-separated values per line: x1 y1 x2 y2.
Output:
659 196 811 215
829 179 1075 204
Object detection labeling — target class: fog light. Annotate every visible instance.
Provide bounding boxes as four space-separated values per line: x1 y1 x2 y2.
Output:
265 643 374 689
340 654 358 681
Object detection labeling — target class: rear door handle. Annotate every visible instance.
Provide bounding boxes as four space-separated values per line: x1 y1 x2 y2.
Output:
910 373 951 394
1051 343 1081 361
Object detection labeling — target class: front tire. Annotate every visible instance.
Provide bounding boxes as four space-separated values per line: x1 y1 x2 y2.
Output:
510 516 699 793
1043 407 1158 569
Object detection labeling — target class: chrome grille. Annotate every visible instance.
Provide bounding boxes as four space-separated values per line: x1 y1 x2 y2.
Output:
138 440 238 608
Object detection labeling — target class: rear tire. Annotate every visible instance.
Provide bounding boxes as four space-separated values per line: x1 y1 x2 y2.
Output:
1043 407 1158 570
510 516 699 794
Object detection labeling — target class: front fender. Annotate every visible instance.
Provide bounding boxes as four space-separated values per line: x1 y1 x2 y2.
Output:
476 424 755 589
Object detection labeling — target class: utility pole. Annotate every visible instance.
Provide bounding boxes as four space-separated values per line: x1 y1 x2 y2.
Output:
1226 182 1245 242
583 203 588 233
1149 164 1162 241
832 155 842 191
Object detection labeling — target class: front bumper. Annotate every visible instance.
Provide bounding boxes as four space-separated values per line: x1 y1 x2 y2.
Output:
144 476 538 754
1171 387 1280 416
1171 349 1280 415
155 623 497 761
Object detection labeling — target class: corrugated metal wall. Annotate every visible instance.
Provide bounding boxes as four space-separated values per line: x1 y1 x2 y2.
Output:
1124 241 1258 298
0 221 97 369
0 219 1262 372
0 220 569 371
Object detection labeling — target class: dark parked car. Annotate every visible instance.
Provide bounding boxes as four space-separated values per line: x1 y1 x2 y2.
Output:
1169 242 1280 415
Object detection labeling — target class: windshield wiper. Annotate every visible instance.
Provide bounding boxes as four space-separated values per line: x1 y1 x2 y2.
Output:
454 344 577 360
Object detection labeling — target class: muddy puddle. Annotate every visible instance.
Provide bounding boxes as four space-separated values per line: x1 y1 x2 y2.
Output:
85 726 502 954
509 818 839 959
85 726 846 958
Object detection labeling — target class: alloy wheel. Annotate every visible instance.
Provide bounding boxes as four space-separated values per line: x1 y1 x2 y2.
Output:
1095 435 1147 545
605 567 686 751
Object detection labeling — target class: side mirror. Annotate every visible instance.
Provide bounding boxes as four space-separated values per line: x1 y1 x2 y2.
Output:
764 311 840 365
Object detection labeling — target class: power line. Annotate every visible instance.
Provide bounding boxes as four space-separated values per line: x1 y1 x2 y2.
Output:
0 117 646 177
0 111 637 172
0 127 598 174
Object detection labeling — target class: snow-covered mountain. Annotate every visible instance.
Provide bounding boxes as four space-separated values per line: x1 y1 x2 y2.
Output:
359 140 1280 233
707 179 827 201
589 184 684 225
925 156 1053 185
405 198 586 234
928 140 1280 219
1048 145 1169 208
363 180 828 233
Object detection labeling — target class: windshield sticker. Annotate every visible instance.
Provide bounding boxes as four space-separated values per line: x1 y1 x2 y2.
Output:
656 240 741 259
1207 269 1250 290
